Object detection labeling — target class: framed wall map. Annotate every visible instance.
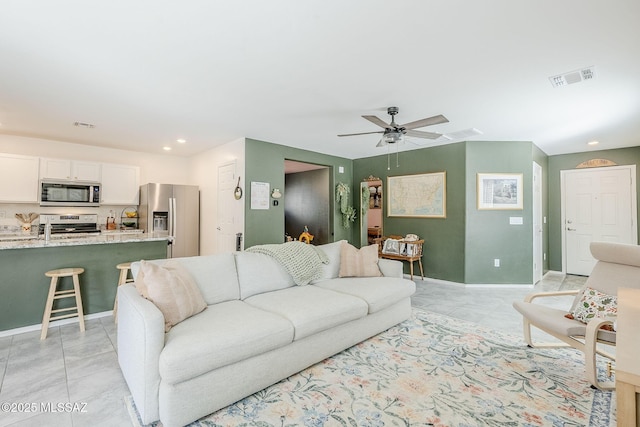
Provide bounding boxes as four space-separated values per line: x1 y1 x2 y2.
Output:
387 172 446 218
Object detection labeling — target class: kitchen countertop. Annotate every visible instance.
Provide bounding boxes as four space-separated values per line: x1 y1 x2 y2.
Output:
0 231 169 250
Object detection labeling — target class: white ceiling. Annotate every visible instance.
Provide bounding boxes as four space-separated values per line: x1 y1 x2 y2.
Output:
1 1 639 160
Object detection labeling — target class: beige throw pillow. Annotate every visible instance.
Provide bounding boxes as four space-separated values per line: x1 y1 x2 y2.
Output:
339 242 382 278
135 260 207 332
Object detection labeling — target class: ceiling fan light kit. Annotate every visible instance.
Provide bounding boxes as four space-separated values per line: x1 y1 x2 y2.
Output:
339 106 449 168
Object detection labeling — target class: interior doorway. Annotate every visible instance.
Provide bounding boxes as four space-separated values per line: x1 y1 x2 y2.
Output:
561 165 637 275
360 178 383 247
284 160 330 244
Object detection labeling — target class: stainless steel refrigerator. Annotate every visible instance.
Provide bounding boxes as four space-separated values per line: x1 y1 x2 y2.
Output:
138 183 200 258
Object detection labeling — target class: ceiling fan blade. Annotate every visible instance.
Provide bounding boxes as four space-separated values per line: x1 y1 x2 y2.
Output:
337 130 384 137
405 129 442 139
401 114 449 130
362 115 391 129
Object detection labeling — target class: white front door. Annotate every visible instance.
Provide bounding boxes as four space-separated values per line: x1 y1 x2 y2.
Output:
562 165 637 275
217 162 240 253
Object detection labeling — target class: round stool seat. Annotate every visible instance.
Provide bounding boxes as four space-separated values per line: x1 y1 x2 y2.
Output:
45 267 85 278
116 262 131 270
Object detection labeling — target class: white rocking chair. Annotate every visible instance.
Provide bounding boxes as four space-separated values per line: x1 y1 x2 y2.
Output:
513 241 640 390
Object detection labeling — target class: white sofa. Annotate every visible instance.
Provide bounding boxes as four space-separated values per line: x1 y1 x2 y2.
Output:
117 241 416 427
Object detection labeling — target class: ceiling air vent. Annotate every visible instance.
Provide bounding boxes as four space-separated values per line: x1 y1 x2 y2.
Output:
444 128 483 140
549 66 596 88
73 121 95 129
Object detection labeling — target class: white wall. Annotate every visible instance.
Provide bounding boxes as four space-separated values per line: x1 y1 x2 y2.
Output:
189 138 245 255
0 135 190 185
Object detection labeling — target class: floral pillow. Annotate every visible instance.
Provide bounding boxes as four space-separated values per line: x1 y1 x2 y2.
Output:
568 287 617 324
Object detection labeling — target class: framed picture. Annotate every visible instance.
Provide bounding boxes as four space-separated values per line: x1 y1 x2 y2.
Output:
387 171 446 218
477 173 523 210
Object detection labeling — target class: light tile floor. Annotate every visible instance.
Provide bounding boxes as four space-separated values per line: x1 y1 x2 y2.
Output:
0 272 586 427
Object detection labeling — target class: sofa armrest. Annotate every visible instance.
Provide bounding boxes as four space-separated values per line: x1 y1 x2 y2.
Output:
378 258 403 278
117 284 165 424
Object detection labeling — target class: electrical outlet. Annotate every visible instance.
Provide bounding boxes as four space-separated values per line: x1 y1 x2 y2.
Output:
494 259 500 267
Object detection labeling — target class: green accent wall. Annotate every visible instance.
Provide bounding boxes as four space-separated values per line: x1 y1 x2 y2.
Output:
548 147 640 271
465 141 535 284
354 143 466 283
244 138 354 248
0 240 166 332
354 140 547 284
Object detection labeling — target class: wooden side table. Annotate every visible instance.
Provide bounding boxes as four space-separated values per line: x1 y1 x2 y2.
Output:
378 238 424 280
616 288 640 426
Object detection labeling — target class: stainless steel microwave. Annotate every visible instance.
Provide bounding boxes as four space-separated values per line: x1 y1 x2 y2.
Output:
40 180 101 207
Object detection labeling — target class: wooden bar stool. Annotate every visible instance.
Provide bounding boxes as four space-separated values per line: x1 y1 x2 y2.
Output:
41 268 85 340
113 262 134 323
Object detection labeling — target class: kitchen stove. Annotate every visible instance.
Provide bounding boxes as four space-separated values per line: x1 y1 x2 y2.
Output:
38 214 100 235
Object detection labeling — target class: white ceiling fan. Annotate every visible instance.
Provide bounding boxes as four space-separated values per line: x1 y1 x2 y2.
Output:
338 106 449 147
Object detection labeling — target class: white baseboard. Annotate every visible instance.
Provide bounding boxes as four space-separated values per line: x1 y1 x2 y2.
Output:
0 310 113 338
408 274 534 288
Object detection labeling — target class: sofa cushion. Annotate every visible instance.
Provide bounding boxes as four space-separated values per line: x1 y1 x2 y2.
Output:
159 300 294 385
131 254 240 305
314 277 416 313
339 242 382 278
235 252 295 299
311 240 346 283
135 260 207 332
244 286 368 340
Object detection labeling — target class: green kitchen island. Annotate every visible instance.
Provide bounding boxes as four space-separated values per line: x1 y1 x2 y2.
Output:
0 234 168 333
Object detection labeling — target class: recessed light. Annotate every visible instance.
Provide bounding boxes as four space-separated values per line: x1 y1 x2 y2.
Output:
163 146 172 151
587 140 599 146
176 138 186 144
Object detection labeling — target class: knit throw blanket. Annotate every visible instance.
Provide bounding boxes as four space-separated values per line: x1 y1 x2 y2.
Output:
246 241 329 286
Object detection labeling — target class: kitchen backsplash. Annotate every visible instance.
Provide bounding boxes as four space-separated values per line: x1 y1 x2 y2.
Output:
0 203 139 231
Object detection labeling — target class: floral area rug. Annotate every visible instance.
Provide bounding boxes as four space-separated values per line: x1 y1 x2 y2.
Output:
127 309 615 426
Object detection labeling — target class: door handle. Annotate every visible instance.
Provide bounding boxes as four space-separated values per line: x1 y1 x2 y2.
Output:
216 226 221 231
567 227 576 231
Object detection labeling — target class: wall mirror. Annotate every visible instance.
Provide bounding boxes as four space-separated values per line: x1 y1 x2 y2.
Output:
360 176 383 247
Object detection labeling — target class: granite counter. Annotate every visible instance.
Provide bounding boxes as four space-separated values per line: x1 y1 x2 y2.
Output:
0 234 168 333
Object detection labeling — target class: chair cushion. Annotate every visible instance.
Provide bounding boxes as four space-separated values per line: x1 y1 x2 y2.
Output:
314 277 416 314
513 301 616 343
244 286 368 340
135 260 207 332
338 242 382 278
159 300 294 384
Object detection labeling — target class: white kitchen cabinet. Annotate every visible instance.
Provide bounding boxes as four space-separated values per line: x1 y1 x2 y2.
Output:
101 163 140 205
0 153 40 202
40 158 101 181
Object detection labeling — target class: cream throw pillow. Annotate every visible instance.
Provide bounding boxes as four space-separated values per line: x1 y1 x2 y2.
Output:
135 260 207 332
338 242 382 278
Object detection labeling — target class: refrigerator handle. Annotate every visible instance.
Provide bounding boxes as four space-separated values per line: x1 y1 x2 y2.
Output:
171 197 177 239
